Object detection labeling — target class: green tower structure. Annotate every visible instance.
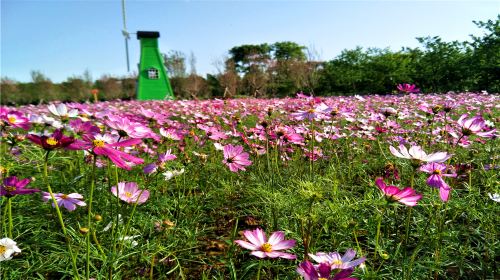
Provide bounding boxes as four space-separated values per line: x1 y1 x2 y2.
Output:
136 31 175 100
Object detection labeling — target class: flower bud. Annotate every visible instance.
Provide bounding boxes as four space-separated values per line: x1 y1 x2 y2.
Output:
79 227 89 235
94 214 102 222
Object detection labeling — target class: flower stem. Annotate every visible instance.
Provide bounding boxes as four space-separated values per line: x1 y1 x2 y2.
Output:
256 260 263 280
86 155 97 280
44 151 80 280
7 197 13 238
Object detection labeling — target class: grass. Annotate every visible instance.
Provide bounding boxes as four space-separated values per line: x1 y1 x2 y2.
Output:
0 92 499 279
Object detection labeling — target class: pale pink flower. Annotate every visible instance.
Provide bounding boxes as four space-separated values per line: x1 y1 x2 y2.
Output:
234 228 296 259
309 249 366 270
457 114 496 138
111 182 149 205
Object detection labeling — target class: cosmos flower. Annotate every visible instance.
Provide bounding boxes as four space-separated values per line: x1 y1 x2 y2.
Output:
222 144 252 172
27 129 75 151
143 149 177 174
111 182 149 205
106 115 157 139
0 237 21 261
0 110 31 130
419 162 456 202
0 176 39 198
234 228 296 259
457 114 496 138
389 144 451 163
375 178 422 206
42 192 87 211
309 249 366 270
396 83 419 94
47 103 78 120
297 260 357 280
68 134 144 170
291 103 332 121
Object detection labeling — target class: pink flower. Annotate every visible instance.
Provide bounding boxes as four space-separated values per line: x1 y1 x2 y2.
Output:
111 182 149 204
234 228 296 259
389 144 451 163
457 114 496 138
69 134 144 170
397 83 419 94
0 110 31 130
419 163 456 202
375 178 422 206
222 144 252 172
42 192 86 211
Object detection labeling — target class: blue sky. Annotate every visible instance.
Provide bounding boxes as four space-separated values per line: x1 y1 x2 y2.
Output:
1 0 498 83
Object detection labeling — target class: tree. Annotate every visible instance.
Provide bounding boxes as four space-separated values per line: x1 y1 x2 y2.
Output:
163 50 187 78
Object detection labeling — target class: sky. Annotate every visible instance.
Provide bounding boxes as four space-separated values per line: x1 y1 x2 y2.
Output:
1 0 499 83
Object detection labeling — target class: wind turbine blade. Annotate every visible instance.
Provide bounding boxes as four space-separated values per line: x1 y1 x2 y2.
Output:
121 0 130 72
125 38 130 72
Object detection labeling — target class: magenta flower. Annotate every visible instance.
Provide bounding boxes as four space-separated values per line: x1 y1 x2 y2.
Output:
375 178 422 207
69 134 144 170
27 129 75 151
42 192 86 211
234 228 296 259
1 176 39 197
309 249 366 270
396 83 419 94
389 144 451 163
420 163 456 202
111 182 149 205
457 114 496 138
222 144 252 172
297 260 357 280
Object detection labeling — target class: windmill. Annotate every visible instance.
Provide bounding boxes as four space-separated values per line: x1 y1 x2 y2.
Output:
120 0 174 100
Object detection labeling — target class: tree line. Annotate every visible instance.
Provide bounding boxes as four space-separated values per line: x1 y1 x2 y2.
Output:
1 16 498 105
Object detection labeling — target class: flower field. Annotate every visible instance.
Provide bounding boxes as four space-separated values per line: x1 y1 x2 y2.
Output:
0 92 498 279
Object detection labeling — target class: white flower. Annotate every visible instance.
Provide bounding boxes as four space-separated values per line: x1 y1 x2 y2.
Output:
0 238 21 261
48 103 78 119
120 235 140 247
389 144 451 163
488 193 500 203
162 168 185 181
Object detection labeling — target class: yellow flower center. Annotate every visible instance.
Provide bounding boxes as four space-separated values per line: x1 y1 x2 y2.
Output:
124 192 133 198
308 109 316 114
261 242 272 253
332 259 343 266
61 194 68 199
46 137 58 146
0 245 6 254
8 116 17 124
93 139 105 147
4 186 16 192
433 169 442 175
319 278 328 280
